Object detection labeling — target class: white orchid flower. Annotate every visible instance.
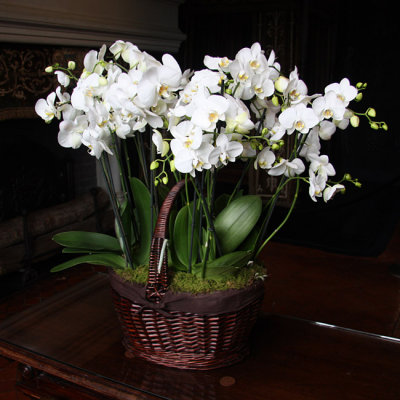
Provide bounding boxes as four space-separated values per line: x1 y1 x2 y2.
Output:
224 96 255 134
308 170 328 202
266 49 281 81
324 78 357 107
55 71 70 87
87 102 110 133
57 114 88 149
83 44 107 75
81 125 113 158
55 86 71 111
35 92 60 122
254 147 275 170
267 122 287 142
312 90 346 121
318 120 337 140
228 63 255 99
299 128 321 161
268 158 305 177
170 120 203 151
203 55 232 73
172 141 214 176
251 73 275 99
309 154 336 178
208 133 243 167
283 67 309 105
104 70 141 112
137 54 183 108
279 103 319 134
152 130 170 156
191 69 222 94
323 184 345 202
109 40 153 70
71 73 106 112
235 42 268 74
191 94 229 131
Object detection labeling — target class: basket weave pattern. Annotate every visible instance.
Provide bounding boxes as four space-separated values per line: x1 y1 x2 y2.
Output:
110 180 264 370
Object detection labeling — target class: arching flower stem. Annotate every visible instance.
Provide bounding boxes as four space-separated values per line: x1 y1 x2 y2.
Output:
255 178 300 258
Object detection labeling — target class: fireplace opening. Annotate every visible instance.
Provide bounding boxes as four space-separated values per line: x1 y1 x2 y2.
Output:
0 117 113 295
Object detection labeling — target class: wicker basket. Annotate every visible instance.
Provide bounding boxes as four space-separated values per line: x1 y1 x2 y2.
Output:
109 180 265 370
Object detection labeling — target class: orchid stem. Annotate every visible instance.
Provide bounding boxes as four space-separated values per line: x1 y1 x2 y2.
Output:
255 178 300 258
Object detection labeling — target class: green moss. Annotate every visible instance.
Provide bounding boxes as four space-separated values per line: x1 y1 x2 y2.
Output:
115 263 267 294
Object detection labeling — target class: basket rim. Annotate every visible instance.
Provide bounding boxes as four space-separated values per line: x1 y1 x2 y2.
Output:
109 269 265 316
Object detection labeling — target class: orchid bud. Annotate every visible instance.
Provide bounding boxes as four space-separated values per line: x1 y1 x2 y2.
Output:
154 179 159 187
271 143 280 151
45 66 53 73
275 76 289 93
355 93 363 101
370 122 379 130
150 161 159 170
169 159 176 172
355 181 362 188
272 95 280 107
344 173 352 181
350 115 360 127
382 122 388 131
68 61 76 70
162 176 168 185
367 108 376 117
99 76 108 86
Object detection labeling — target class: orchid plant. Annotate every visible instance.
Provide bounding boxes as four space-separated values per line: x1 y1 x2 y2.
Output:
35 41 387 281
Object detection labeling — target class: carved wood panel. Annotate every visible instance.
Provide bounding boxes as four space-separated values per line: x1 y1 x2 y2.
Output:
0 44 88 120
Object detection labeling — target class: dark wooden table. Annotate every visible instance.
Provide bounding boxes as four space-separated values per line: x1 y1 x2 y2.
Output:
0 272 399 400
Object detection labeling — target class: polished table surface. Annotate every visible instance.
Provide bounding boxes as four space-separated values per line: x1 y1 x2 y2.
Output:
0 272 400 400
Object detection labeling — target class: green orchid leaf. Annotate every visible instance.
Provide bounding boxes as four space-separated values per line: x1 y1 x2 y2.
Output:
50 253 127 272
119 198 136 248
130 177 153 266
238 226 259 252
52 231 121 252
214 195 262 254
167 208 187 271
193 250 252 280
173 203 200 268
62 248 116 254
214 193 230 216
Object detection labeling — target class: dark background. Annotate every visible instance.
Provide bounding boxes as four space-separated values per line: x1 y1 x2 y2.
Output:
178 0 399 256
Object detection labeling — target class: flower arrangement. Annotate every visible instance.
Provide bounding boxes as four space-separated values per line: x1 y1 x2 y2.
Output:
35 41 387 287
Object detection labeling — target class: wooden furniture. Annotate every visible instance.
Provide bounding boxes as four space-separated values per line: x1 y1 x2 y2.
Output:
1 272 399 400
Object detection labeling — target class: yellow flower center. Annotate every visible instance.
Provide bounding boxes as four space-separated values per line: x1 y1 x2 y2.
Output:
209 112 218 122
290 90 300 99
219 57 230 68
250 60 260 69
337 94 345 102
195 160 204 168
295 121 305 131
159 85 169 97
184 138 193 148
323 109 333 118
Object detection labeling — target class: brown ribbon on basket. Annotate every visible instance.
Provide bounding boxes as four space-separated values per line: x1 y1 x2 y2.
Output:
109 270 265 317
